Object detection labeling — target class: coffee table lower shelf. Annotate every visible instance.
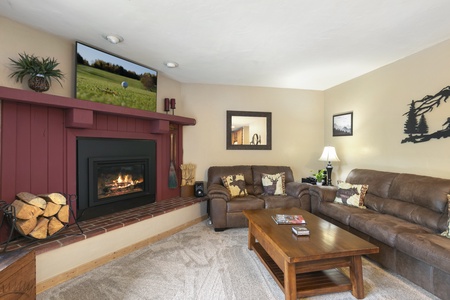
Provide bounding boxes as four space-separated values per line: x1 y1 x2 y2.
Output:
252 243 352 298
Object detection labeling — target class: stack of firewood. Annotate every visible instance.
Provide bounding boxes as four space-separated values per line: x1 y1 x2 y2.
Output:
10 192 70 239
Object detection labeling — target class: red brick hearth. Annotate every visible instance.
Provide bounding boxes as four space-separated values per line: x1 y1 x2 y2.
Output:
3 196 208 254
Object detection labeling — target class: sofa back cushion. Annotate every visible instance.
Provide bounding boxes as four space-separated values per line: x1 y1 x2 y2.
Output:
346 169 398 199
252 166 294 195
346 169 450 232
388 173 450 232
208 166 255 195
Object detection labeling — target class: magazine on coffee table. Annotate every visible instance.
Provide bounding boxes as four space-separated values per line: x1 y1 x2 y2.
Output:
272 214 306 225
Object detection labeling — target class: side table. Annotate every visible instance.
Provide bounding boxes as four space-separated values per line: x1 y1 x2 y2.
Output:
0 249 36 299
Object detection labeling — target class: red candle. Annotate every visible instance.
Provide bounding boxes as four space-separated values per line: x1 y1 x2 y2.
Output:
164 98 170 112
170 98 176 109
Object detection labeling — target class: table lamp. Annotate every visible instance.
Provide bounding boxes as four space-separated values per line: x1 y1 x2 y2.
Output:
319 146 340 186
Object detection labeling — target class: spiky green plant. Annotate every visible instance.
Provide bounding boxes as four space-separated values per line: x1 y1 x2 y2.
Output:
9 52 64 87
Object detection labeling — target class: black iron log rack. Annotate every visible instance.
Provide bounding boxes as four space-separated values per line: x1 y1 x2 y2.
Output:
0 194 83 252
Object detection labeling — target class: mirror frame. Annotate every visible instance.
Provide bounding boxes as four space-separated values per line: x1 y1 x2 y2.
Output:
226 110 272 150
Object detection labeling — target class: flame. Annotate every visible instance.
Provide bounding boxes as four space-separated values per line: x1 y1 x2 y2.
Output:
98 171 144 199
115 173 134 186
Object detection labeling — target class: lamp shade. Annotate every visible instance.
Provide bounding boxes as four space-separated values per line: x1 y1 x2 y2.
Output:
319 146 340 162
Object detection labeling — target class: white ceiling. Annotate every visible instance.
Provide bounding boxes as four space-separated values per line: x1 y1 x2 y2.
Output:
2 0 450 90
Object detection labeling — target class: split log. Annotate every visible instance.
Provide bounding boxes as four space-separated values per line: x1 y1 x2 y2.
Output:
10 200 43 220
57 205 70 223
15 218 37 236
28 217 49 239
42 202 61 217
16 192 47 209
39 193 67 205
48 216 64 236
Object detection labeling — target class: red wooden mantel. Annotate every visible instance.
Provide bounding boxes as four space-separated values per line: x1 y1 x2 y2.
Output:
0 86 196 241
0 86 195 129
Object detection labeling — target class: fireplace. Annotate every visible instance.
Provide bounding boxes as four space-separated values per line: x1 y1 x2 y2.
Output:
77 138 156 221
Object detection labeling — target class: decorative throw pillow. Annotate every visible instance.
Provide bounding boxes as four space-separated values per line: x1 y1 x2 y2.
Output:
334 182 369 208
441 194 450 238
261 172 286 196
221 173 248 198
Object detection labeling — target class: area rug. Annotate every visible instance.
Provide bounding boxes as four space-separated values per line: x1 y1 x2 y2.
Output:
37 221 439 300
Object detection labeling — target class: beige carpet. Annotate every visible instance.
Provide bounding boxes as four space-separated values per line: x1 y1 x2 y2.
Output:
37 221 439 300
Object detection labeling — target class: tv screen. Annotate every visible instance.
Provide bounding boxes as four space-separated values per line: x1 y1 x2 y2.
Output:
75 42 157 111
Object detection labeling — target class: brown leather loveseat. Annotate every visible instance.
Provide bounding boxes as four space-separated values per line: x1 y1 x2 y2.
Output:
310 169 450 300
207 165 310 231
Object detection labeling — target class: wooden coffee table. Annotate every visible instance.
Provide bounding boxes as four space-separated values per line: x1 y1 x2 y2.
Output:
243 208 379 300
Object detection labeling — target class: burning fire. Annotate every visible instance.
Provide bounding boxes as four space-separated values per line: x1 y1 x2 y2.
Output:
98 172 144 199
113 173 143 188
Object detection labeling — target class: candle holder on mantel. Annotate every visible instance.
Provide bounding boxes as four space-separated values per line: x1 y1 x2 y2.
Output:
164 98 170 114
170 98 176 115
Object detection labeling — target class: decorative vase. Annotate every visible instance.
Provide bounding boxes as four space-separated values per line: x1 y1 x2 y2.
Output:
28 75 49 92
316 182 323 186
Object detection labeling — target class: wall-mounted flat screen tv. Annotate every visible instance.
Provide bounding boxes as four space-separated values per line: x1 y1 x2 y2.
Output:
75 42 157 111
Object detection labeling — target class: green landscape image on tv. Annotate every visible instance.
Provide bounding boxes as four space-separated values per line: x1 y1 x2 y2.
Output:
75 42 157 111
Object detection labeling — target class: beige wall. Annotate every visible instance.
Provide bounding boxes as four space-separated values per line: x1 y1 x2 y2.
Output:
0 17 72 97
179 84 324 181
324 39 450 180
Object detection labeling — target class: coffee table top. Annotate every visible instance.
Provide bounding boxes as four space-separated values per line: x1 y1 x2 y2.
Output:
243 207 378 263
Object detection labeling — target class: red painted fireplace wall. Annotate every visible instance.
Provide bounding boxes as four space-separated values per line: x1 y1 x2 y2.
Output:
0 86 195 242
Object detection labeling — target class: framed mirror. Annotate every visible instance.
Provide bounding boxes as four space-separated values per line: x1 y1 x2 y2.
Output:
226 110 272 150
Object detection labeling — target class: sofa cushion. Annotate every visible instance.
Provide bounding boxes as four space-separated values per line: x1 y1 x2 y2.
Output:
252 166 294 195
348 213 433 247
226 196 264 213
386 173 450 232
260 195 300 209
389 173 450 213
221 173 248 198
346 169 398 199
396 232 450 274
333 182 368 208
351 171 450 232
261 172 286 195
319 202 376 225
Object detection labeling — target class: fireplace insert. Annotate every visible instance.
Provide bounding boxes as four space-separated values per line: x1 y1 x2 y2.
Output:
77 138 156 221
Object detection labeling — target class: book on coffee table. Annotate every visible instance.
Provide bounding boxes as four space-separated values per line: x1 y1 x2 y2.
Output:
272 214 306 225
292 226 310 236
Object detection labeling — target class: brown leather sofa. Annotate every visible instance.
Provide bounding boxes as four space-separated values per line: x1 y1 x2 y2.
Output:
207 165 310 231
310 169 450 300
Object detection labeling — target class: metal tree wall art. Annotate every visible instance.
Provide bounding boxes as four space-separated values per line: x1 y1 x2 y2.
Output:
401 86 450 144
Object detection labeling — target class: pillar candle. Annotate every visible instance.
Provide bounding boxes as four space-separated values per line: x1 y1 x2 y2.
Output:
170 98 176 109
164 98 170 111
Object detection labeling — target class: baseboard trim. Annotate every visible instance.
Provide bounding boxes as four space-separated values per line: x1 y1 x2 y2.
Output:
37 215 208 294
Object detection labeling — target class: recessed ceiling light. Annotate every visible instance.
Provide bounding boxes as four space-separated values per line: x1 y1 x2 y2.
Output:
164 61 179 68
104 34 124 44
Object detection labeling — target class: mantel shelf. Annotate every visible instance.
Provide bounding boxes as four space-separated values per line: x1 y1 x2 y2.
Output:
0 86 196 126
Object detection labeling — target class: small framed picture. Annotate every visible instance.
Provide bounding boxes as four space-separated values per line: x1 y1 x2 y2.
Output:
333 112 353 136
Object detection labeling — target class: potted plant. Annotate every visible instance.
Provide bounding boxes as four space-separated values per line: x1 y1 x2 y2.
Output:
9 52 64 92
312 169 326 186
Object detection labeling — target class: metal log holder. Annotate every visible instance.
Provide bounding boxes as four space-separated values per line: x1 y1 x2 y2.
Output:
0 194 83 252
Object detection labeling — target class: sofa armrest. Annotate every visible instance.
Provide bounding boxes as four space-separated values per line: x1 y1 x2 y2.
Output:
285 181 308 197
309 185 338 214
207 183 231 201
286 182 312 211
